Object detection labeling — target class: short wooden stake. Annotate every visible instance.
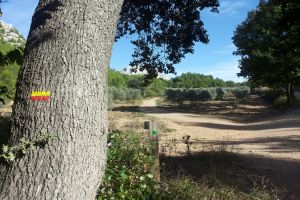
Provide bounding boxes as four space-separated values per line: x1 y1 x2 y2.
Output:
144 120 160 181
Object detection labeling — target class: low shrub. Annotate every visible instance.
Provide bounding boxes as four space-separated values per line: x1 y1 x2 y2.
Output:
98 131 157 200
216 87 226 100
263 89 285 103
232 87 250 100
273 95 288 108
164 87 249 104
108 87 142 102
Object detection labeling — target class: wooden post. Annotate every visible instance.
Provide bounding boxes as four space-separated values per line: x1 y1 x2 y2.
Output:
144 120 160 181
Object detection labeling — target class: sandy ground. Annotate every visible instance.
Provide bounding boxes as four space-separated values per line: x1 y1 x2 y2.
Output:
140 98 300 198
140 98 300 160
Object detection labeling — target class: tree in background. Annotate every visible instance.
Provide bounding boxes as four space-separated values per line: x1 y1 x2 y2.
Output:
0 0 220 199
170 72 244 88
108 69 127 88
233 0 300 104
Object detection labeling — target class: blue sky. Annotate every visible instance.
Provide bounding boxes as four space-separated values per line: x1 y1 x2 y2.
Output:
1 0 259 82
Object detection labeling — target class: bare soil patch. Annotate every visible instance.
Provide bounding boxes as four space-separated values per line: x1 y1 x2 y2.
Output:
139 97 300 199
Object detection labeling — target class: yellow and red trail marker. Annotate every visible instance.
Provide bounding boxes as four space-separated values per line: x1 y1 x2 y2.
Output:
31 91 51 101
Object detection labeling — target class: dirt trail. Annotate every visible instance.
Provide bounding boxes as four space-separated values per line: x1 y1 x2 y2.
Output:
141 98 300 198
141 98 300 160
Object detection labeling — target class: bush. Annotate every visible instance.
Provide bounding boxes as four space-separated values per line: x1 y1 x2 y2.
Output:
232 87 250 99
98 131 157 200
164 88 185 105
216 87 226 100
273 95 288 108
207 88 217 100
263 89 285 103
125 88 142 100
108 87 142 102
198 89 211 101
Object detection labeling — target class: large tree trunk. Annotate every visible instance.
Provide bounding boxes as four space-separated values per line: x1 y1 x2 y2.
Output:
0 0 123 199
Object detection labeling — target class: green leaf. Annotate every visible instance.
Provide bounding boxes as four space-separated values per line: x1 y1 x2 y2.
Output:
120 170 128 180
7 152 15 161
2 145 9 153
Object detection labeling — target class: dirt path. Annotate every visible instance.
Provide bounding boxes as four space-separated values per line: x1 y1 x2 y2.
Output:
141 98 300 198
141 98 300 160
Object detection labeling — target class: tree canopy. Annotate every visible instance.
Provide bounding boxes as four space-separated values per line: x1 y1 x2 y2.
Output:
117 0 219 81
233 0 300 91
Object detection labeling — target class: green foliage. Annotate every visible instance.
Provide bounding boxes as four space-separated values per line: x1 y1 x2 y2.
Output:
117 1 219 80
216 87 227 100
273 95 288 108
233 0 300 91
232 87 250 100
262 89 285 103
108 69 127 88
0 133 54 163
99 131 280 200
109 87 142 102
170 73 245 88
127 77 144 90
165 87 250 105
0 40 23 104
172 73 222 88
144 79 169 98
98 131 157 200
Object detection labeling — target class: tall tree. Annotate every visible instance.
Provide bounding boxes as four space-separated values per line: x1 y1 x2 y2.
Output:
0 0 219 199
233 0 300 104
0 1 124 199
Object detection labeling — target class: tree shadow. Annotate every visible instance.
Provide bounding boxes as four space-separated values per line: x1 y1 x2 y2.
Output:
193 135 300 153
25 1 63 50
161 151 300 200
112 105 140 113
181 118 300 131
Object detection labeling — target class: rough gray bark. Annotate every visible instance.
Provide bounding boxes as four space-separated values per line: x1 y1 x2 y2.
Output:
0 0 124 199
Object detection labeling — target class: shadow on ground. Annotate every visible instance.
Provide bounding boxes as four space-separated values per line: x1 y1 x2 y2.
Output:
181 118 300 130
193 135 300 154
161 151 300 200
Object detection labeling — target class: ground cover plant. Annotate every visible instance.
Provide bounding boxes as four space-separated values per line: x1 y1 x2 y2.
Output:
98 130 282 200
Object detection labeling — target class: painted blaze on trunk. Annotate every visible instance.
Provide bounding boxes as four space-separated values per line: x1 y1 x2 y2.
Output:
0 1 124 199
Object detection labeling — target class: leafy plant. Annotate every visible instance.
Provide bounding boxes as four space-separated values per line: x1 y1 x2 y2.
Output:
98 131 158 200
0 133 54 163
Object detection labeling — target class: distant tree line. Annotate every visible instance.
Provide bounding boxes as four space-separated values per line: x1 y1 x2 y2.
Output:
170 72 247 88
107 69 247 107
